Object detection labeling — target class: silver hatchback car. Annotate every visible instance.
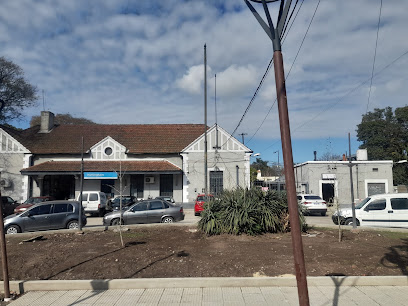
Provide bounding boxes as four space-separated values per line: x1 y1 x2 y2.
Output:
103 199 184 226
4 201 87 234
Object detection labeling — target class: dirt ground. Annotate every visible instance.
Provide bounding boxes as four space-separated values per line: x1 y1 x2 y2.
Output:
1 225 408 281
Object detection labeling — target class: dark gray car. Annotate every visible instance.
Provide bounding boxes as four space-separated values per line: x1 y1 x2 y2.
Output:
103 199 184 226
4 201 87 234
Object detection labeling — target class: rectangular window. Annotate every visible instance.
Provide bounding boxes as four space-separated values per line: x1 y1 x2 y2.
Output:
372 168 379 172
367 183 385 196
150 201 164 210
160 174 173 197
210 171 223 195
391 198 408 210
367 199 386 211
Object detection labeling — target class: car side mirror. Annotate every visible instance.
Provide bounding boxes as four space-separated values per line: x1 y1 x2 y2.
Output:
364 206 369 212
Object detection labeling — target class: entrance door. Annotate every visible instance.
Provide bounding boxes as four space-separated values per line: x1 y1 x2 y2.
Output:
101 179 115 198
210 171 223 196
160 174 173 197
131 175 144 199
322 183 335 205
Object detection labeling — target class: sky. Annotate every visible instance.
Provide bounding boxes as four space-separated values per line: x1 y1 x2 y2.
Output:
1 0 407 165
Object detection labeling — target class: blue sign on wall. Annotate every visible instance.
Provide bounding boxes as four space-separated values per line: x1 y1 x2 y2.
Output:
84 172 118 179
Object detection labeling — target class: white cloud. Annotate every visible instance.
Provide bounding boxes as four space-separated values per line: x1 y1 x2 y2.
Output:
176 64 210 95
3 0 408 162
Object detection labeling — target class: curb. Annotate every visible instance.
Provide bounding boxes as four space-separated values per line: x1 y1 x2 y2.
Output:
2 276 408 294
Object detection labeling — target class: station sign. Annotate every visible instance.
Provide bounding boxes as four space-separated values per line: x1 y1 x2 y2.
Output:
84 172 118 179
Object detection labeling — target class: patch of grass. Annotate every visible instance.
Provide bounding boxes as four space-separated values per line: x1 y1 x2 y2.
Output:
375 231 408 240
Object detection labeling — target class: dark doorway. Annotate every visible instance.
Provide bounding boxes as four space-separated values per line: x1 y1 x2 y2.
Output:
160 174 173 197
101 179 115 198
43 175 75 200
131 175 144 198
322 183 335 204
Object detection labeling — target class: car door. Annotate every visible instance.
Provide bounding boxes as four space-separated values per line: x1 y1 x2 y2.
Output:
147 200 165 223
23 204 53 231
49 203 73 229
124 202 148 224
360 198 388 227
389 197 408 228
81 193 89 210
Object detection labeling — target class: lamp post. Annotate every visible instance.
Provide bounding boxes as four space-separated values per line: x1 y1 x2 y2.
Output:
244 1 309 305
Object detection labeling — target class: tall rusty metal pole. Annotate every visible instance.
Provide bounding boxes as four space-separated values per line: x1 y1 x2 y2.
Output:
0 179 11 301
245 1 309 305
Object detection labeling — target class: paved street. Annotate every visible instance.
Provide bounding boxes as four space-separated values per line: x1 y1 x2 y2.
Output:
85 208 337 228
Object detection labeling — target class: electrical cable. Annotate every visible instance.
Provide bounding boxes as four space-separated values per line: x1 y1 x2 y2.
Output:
226 0 305 147
246 0 319 144
365 0 383 113
263 48 408 152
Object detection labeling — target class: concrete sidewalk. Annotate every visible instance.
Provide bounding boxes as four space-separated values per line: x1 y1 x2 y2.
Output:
5 276 408 306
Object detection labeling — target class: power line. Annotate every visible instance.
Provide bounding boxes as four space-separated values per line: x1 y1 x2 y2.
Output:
366 0 383 113
226 0 306 147
246 0 319 144
263 48 408 152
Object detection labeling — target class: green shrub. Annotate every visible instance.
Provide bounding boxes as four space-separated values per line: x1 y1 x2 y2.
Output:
198 188 308 235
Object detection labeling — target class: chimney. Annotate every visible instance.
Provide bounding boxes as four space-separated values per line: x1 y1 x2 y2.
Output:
342 154 347 161
39 111 55 133
313 151 317 161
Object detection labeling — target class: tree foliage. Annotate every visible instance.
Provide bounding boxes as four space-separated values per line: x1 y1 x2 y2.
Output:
251 157 280 178
356 106 408 185
198 188 308 236
0 57 38 123
30 113 95 127
318 152 342 161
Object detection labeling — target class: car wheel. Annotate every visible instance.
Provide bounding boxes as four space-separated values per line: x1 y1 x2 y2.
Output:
6 225 21 234
162 216 174 223
111 218 123 226
344 218 359 226
321 212 326 216
67 220 79 230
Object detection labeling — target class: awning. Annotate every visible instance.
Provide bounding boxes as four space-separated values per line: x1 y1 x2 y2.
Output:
21 160 182 175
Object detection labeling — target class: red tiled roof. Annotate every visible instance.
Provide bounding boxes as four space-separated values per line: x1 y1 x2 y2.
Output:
7 124 206 154
21 160 181 173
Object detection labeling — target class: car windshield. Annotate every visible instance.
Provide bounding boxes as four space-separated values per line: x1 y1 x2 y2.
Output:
355 197 371 209
197 196 213 201
304 196 322 200
24 197 44 204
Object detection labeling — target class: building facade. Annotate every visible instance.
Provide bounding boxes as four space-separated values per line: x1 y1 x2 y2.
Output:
0 112 252 204
294 159 394 204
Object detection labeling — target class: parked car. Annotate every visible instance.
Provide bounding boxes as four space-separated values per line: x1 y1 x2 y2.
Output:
108 196 137 211
194 194 214 216
103 199 184 226
297 194 327 216
332 193 408 228
4 201 87 234
1 196 19 217
76 191 107 216
14 196 55 214
155 196 175 204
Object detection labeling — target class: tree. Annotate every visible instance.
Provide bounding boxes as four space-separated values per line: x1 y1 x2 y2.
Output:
30 113 95 127
318 152 342 161
251 157 279 177
0 56 38 122
356 106 408 185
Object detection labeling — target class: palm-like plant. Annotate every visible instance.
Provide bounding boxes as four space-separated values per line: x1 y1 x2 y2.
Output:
198 188 307 235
